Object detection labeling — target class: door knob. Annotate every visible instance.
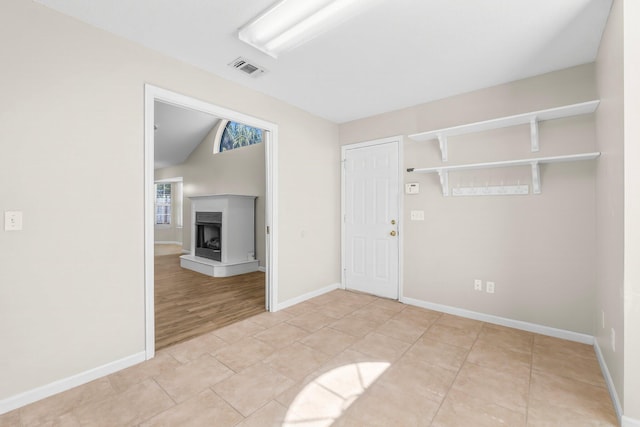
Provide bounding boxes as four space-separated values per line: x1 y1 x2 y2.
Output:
390 230 397 236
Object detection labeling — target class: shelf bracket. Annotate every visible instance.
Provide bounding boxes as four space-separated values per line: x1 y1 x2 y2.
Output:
531 162 541 194
438 135 448 162
438 170 449 196
530 118 539 152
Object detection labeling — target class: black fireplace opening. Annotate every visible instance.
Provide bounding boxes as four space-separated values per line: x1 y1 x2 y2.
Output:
195 211 222 261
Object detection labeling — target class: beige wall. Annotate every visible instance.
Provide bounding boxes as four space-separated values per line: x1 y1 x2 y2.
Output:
623 0 640 419
155 122 267 267
0 0 339 401
341 64 598 334
594 0 625 410
153 181 183 244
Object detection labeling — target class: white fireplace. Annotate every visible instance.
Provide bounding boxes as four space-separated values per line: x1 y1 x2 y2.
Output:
180 194 259 277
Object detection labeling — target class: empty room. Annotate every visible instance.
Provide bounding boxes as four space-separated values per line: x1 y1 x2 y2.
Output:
1 0 639 426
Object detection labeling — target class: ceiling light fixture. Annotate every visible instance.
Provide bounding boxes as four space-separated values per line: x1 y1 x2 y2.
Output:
238 0 371 58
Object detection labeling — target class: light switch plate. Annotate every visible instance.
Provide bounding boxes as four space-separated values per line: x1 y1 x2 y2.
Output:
5 211 23 231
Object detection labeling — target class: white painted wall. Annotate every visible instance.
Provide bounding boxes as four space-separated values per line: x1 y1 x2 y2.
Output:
594 0 625 412
340 64 599 334
623 0 640 420
0 0 339 403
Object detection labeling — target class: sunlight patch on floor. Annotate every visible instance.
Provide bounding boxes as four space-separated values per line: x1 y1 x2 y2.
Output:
283 362 390 427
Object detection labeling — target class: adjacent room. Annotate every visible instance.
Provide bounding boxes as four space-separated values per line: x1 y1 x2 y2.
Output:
152 101 268 350
1 0 639 426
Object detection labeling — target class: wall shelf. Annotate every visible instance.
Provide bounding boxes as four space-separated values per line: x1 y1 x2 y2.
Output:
408 100 600 161
407 152 600 196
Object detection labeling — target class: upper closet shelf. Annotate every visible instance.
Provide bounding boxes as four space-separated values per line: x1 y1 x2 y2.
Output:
408 100 600 161
407 152 600 196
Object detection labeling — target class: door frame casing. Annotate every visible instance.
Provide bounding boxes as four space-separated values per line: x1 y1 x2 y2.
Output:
144 84 279 360
340 136 404 300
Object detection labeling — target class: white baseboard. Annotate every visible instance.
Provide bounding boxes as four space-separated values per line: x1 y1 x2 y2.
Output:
0 351 145 415
594 340 624 424
275 283 341 311
258 266 266 273
154 241 182 245
400 297 594 344
623 416 640 427
593 340 640 427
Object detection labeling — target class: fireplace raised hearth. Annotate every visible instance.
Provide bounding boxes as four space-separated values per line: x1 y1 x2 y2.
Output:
180 194 259 278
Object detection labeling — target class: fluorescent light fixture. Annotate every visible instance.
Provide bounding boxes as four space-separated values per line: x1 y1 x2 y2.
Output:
238 0 371 58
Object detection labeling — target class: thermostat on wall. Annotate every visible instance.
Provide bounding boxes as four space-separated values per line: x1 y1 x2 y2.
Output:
405 183 420 194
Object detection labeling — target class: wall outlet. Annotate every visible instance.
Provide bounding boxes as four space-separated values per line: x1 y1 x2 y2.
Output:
611 328 616 352
474 279 482 291
4 211 23 231
486 281 495 294
410 210 425 221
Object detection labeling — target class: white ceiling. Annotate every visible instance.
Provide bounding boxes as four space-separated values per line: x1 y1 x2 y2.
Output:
36 0 611 124
154 101 219 169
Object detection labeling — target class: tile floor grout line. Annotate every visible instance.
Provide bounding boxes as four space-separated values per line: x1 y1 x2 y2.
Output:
151 377 179 406
209 386 247 427
428 319 481 426
208 384 251 423
525 341 535 426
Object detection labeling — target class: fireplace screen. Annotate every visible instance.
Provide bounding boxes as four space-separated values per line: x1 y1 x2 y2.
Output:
195 212 222 261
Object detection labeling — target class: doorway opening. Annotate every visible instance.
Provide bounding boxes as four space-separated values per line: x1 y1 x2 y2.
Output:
144 85 278 359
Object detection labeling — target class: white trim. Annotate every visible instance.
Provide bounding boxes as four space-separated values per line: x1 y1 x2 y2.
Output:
154 241 183 245
594 339 623 423
258 266 267 273
274 283 341 311
265 128 279 312
397 138 404 302
144 87 155 360
0 352 145 415
400 297 594 344
144 84 279 360
154 176 183 183
341 136 403 300
342 136 402 151
212 119 229 154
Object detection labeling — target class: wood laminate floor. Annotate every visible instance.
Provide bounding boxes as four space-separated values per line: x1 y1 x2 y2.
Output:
154 250 265 350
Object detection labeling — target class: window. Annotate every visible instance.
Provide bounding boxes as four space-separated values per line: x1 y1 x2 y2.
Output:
216 120 263 153
155 183 172 225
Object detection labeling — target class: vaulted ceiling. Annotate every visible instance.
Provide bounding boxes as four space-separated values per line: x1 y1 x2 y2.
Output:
154 101 220 170
35 0 611 124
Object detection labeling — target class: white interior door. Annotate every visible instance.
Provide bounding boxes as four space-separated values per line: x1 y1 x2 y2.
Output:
343 140 400 299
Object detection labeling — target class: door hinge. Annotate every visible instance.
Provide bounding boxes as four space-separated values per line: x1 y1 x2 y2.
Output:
266 225 270 235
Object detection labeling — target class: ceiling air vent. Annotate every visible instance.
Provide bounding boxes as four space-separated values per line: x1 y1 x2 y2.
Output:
228 57 267 78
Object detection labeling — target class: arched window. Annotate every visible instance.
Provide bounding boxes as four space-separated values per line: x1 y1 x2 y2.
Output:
214 120 263 153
